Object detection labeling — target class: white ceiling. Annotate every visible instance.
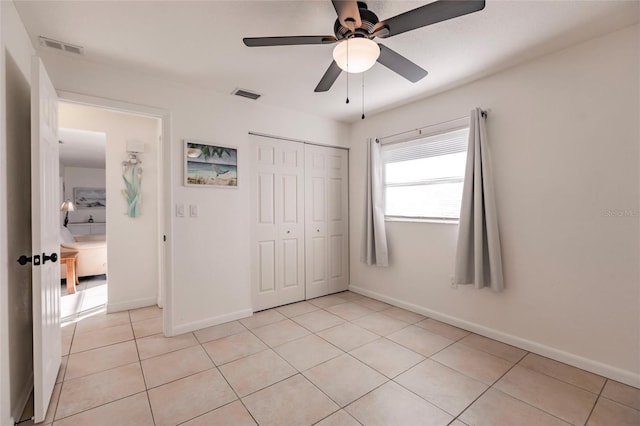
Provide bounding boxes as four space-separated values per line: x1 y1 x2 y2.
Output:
14 1 640 123
59 128 106 168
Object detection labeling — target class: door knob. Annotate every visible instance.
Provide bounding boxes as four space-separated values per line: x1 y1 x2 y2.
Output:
19 253 58 266
317 229 320 232
286 230 291 234
16 255 32 266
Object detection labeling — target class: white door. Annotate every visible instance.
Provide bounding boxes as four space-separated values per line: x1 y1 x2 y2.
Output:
31 56 61 423
305 145 349 299
326 147 349 294
250 135 305 311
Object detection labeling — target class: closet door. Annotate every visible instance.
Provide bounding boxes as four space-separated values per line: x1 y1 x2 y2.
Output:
305 145 349 299
251 136 305 311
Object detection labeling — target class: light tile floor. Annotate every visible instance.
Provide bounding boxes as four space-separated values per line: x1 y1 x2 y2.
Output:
60 275 107 322
18 291 640 426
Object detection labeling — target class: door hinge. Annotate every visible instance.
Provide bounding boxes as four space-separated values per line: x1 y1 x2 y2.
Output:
163 235 167 242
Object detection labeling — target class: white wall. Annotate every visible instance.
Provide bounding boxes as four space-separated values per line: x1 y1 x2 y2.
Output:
59 103 160 312
41 50 349 333
349 25 639 386
62 166 106 224
0 1 35 423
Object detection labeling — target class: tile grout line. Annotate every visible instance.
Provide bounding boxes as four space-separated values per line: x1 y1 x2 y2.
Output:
312 410 364 426
277 304 427 422
509 354 604 419
51 322 78 424
52 391 150 424
196 334 261 426
233 326 336 407
62 359 140 383
447 351 527 424
66 337 135 356
49 381 62 425
583 378 608 425
465 355 579 425
313 324 379 352
53 312 148 424
129 310 158 426
243 309 384 423
515 354 607 395
454 335 527 364
347 336 425 379
593 386 640 412
313 299 377 422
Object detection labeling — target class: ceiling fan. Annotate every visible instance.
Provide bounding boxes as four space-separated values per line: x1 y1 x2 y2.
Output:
243 0 486 92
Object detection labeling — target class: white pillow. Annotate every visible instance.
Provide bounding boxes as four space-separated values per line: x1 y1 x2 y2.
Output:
60 227 75 244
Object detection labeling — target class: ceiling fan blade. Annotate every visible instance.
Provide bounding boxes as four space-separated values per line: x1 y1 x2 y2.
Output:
243 36 337 47
314 61 342 92
379 0 486 38
331 0 362 30
377 44 428 83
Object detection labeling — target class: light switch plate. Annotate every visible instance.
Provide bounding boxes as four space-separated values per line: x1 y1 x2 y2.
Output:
176 204 185 217
189 204 198 217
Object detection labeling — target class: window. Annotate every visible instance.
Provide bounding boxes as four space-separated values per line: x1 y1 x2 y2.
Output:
382 126 469 221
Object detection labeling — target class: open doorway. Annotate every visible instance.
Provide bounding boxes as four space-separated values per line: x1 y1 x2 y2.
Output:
58 127 107 320
57 101 164 324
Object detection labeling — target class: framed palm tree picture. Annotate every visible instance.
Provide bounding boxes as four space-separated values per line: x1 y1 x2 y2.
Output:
184 140 238 187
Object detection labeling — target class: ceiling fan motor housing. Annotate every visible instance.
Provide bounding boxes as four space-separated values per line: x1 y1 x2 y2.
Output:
334 2 380 40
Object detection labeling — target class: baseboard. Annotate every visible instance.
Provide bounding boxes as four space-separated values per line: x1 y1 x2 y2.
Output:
106 296 157 313
170 308 253 336
348 285 640 388
12 372 33 424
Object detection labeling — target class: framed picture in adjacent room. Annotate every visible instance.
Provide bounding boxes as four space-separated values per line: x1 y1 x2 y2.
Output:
184 140 238 188
73 187 106 208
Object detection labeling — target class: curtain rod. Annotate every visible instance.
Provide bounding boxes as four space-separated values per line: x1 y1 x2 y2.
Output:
376 109 490 144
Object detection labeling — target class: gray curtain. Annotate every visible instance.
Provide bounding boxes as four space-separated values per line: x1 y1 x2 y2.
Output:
361 138 389 267
454 108 504 291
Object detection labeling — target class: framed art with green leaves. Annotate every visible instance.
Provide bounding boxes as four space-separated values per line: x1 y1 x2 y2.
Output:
184 140 238 188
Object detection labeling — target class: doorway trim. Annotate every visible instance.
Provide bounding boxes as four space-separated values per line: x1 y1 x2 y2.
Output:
57 90 175 335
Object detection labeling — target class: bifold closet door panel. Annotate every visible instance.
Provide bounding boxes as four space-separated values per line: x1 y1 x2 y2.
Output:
278 143 305 306
305 147 328 299
251 136 305 311
305 144 349 300
326 148 349 294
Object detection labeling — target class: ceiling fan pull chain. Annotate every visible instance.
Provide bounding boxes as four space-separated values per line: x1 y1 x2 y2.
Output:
346 73 350 104
346 38 350 104
361 72 365 120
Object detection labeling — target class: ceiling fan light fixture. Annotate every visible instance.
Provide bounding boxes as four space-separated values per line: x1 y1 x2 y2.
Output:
333 38 380 73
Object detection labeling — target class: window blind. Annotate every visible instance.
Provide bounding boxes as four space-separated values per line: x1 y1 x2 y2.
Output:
382 128 468 163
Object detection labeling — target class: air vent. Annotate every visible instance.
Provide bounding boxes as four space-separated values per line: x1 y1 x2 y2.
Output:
39 36 84 55
232 88 261 100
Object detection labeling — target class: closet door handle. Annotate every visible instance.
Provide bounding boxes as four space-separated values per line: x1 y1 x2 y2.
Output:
316 229 320 233
286 230 291 234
